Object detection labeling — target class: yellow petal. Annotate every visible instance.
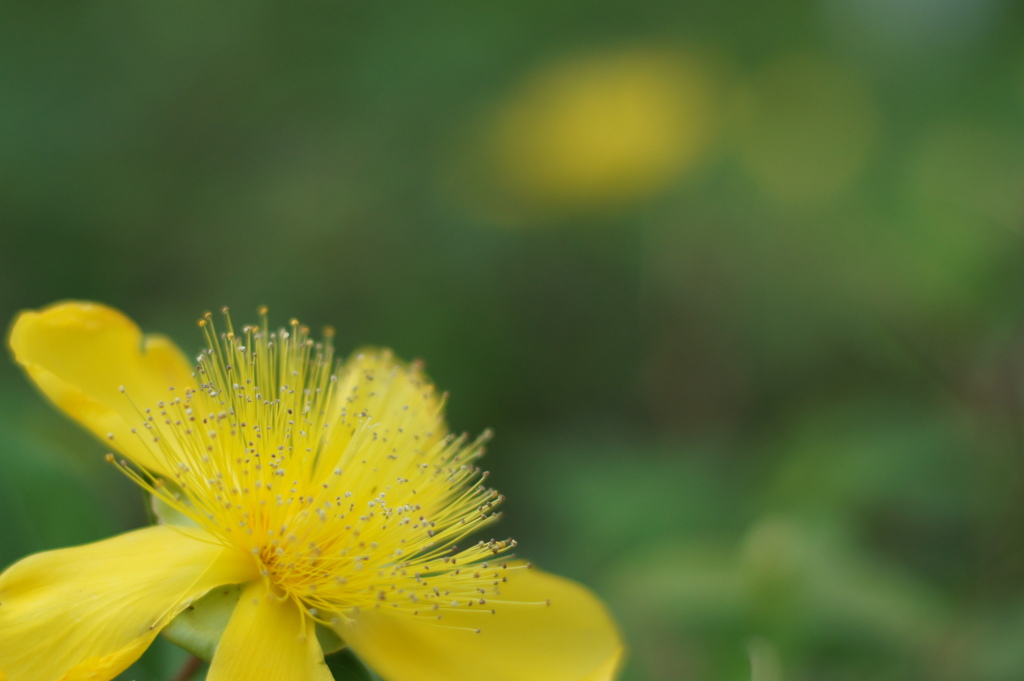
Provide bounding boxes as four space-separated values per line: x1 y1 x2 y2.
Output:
206 581 333 681
0 525 256 681
313 349 449 485
336 567 624 681
8 301 196 475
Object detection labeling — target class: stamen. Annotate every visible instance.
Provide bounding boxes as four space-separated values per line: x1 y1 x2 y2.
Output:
112 308 523 622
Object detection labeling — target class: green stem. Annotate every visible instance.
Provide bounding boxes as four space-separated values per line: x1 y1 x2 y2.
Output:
172 655 204 681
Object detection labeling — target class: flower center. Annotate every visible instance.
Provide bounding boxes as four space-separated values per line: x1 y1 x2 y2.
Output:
114 309 527 627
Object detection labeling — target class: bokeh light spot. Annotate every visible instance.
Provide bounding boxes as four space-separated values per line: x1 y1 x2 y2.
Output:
483 46 718 215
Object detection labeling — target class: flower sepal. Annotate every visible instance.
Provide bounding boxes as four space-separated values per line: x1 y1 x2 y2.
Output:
326 649 383 681
163 584 347 662
150 486 200 529
162 584 243 662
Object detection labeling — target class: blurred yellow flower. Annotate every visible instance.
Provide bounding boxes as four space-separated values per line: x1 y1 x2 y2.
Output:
485 47 717 212
0 302 622 681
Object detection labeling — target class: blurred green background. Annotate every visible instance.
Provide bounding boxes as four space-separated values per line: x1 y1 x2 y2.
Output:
3 2 1024 680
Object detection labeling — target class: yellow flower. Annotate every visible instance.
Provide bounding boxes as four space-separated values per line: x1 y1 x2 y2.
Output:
0 302 622 681
485 47 717 212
